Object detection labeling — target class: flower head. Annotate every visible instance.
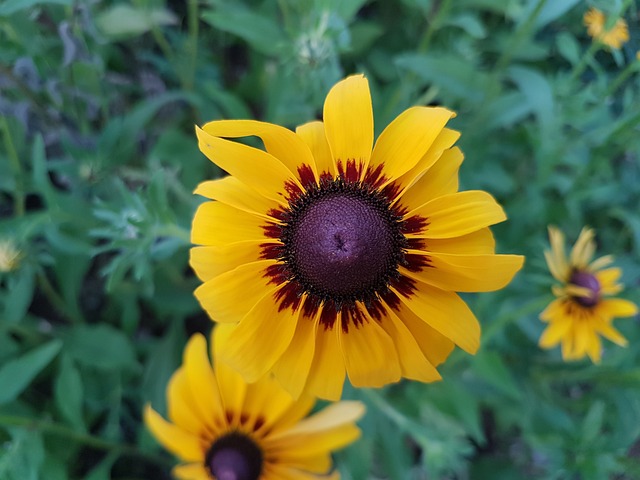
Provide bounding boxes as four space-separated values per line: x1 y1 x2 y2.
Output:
0 239 22 272
584 7 629 49
540 226 638 363
191 74 524 400
144 333 364 480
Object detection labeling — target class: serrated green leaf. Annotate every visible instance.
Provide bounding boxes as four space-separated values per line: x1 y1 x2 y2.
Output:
0 340 62 405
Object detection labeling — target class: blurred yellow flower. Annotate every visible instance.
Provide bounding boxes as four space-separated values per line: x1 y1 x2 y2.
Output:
540 227 638 363
0 239 22 272
584 7 629 49
144 333 365 480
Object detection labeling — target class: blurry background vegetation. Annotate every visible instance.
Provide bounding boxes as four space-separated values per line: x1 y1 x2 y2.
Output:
1 0 640 478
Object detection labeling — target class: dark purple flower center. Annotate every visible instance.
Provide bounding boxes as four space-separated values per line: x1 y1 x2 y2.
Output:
205 433 262 480
279 179 406 307
569 270 601 307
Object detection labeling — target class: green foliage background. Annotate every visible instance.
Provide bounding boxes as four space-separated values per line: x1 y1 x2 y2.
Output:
1 0 640 478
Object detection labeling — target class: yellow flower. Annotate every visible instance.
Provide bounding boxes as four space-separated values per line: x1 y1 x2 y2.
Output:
144 333 364 480
191 74 524 400
0 239 22 272
540 226 638 363
584 7 629 49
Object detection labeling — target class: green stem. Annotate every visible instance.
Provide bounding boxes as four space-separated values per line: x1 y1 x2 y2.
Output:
0 414 170 467
0 116 25 217
36 270 83 324
604 61 640 97
569 41 601 82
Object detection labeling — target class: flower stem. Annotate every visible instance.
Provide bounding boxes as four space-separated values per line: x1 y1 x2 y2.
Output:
0 414 170 467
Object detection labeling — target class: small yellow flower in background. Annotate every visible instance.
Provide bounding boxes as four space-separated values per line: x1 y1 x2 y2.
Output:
584 7 629 49
144 333 365 480
0 239 22 272
191 74 524 400
539 226 638 363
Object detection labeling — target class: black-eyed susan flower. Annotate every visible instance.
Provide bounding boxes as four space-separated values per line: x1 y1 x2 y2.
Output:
144 333 364 480
191 74 524 400
540 226 638 363
584 7 629 50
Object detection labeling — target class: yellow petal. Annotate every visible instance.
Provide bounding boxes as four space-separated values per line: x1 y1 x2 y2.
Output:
570 227 596 269
272 308 318 399
545 226 569 282
405 191 507 239
143 405 204 462
191 201 266 246
242 375 298 435
166 368 207 435
323 74 373 180
338 305 402 388
190 241 272 282
172 463 211 480
201 119 318 182
388 299 454 366
303 322 346 401
398 147 463 210
594 320 628 346
379 306 442 382
392 128 460 201
424 228 495 255
394 283 481 354
596 267 622 291
538 318 572 349
598 298 638 318
212 324 247 425
585 327 602 364
402 252 524 292
183 334 225 431
269 394 316 434
269 401 365 440
263 464 336 480
194 260 277 324
217 290 300 382
196 127 299 205
194 176 281 221
368 106 454 185
296 121 335 177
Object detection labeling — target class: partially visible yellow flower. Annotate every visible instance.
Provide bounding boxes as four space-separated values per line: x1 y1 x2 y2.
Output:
540 226 638 363
144 332 365 480
0 239 22 272
584 7 629 49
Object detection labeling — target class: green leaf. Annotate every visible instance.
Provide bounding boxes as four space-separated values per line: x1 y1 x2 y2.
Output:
506 65 554 126
445 13 487 39
0 428 45 480
581 400 605 444
65 324 137 371
2 264 35 324
201 5 286 56
0 0 71 16
395 53 493 103
95 4 177 40
54 355 85 431
0 340 62 405
472 351 523 401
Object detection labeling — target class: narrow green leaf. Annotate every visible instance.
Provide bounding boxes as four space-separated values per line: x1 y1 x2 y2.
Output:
65 324 137 371
0 340 63 405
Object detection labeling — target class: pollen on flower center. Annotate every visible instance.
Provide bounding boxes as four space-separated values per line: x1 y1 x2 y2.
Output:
570 270 601 307
280 179 406 306
205 432 263 480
